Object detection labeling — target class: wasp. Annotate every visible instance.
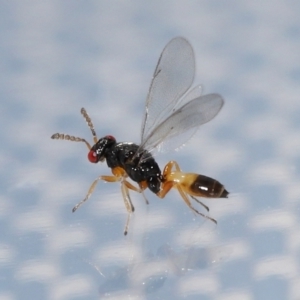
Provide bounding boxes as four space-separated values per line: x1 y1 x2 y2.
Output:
51 37 228 235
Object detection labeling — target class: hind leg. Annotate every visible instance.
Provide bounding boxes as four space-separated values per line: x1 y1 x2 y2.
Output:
157 161 216 223
176 185 217 224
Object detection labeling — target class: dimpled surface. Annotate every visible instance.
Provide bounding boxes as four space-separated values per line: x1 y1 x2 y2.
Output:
2 1 300 299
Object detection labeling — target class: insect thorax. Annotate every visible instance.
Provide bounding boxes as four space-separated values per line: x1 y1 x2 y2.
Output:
105 142 162 190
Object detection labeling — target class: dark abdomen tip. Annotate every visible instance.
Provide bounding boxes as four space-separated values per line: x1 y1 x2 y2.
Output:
191 174 228 199
220 188 229 198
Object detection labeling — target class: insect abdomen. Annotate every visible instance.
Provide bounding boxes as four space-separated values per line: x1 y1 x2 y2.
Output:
190 174 228 198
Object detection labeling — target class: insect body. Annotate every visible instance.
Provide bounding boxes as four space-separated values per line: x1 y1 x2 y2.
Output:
51 37 228 234
88 137 162 194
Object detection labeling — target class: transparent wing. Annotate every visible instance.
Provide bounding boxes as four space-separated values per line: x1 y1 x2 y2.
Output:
140 37 195 143
172 84 203 112
148 84 203 154
140 94 224 157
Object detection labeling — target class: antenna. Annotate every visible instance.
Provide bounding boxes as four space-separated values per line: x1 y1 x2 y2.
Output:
80 107 98 144
51 107 98 150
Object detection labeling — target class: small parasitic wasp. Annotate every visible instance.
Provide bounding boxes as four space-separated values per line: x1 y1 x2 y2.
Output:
51 37 229 235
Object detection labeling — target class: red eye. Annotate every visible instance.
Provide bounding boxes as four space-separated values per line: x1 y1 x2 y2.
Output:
88 150 98 163
106 135 115 141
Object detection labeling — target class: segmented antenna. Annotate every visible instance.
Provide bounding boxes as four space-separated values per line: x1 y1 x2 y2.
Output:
51 133 92 150
81 107 98 144
51 107 98 150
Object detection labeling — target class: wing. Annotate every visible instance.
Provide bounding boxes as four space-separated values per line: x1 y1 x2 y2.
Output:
141 93 224 157
140 37 195 143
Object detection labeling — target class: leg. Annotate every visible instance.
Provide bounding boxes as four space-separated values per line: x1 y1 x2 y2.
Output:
163 161 210 211
124 180 142 193
121 180 135 235
112 166 148 207
162 160 181 177
190 195 210 212
161 161 215 222
72 175 122 212
139 181 149 204
157 181 174 199
156 160 179 199
72 172 143 213
177 186 217 224
124 179 150 204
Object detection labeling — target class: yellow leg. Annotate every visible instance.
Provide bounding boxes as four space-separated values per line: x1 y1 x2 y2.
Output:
101 175 123 182
124 180 142 192
72 175 122 212
162 160 181 177
121 180 135 235
157 181 174 198
72 169 145 235
139 181 149 204
157 160 179 198
139 181 148 191
177 185 217 224
160 160 215 222
72 174 139 209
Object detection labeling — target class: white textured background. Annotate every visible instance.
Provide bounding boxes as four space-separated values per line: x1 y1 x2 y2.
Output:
1 1 300 299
